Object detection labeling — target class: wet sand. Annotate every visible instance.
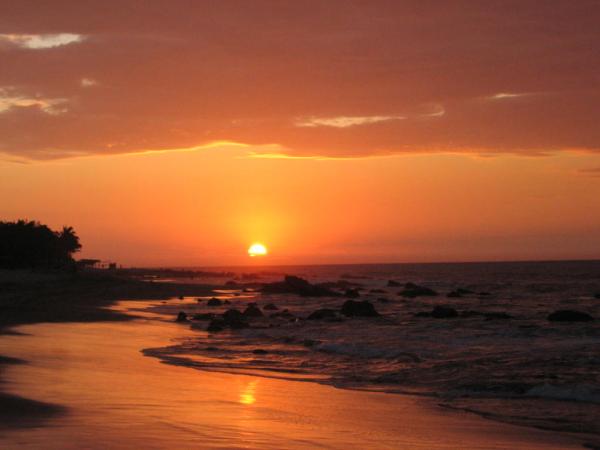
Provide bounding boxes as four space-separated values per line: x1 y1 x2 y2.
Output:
0 300 589 449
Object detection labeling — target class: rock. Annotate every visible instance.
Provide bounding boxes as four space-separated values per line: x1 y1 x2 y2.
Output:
252 349 269 355
370 288 387 294
262 275 339 297
340 300 379 317
243 304 264 318
416 306 458 319
446 290 463 298
225 280 238 287
263 303 278 310
223 308 244 322
207 297 223 306
387 280 401 287
431 306 458 318
478 292 492 296
306 308 337 320
178 295 184 300
547 310 593 322
594 293 600 299
302 339 320 347
223 299 231 305
344 288 361 298
460 310 484 318
270 309 295 320
221 309 249 329
175 311 188 322
484 312 512 320
317 280 362 290
399 283 438 298
456 288 475 295
192 313 215 321
207 318 225 332
377 297 389 303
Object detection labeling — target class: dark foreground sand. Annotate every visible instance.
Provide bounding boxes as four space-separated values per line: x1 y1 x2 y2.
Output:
0 298 594 449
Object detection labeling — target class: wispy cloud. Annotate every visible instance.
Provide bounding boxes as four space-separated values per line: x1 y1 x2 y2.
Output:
294 115 405 128
0 88 68 115
485 92 535 101
0 33 84 49
80 78 98 87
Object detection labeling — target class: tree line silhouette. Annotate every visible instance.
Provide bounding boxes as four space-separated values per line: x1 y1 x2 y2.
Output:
0 220 81 269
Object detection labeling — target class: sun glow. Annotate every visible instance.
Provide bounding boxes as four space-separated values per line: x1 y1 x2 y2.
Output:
248 243 268 257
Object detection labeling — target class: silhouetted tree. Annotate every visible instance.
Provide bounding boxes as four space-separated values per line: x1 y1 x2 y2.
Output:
0 220 82 269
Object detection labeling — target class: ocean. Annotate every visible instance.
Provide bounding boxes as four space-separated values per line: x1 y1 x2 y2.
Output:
142 260 600 436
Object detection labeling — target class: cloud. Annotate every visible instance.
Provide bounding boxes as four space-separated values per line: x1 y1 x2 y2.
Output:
0 87 68 115
80 78 98 87
0 1 599 160
0 33 83 49
294 115 405 128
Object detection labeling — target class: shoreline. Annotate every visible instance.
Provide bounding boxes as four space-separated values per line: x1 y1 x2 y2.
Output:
0 303 590 449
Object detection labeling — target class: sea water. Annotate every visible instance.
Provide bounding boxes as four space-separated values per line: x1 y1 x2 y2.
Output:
143 260 600 436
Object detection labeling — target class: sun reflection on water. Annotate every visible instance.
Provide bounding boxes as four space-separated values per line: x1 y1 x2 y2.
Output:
239 380 258 405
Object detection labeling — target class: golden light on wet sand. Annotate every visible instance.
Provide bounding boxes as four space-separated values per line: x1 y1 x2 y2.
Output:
248 243 268 257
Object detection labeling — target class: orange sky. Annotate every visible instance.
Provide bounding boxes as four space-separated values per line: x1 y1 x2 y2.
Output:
1 1 600 266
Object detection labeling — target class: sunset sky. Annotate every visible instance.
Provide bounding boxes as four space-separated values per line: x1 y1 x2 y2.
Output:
1 1 600 266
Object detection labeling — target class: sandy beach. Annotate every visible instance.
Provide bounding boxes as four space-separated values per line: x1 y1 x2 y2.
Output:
0 298 590 449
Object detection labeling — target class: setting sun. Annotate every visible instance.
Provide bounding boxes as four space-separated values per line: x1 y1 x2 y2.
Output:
248 243 268 257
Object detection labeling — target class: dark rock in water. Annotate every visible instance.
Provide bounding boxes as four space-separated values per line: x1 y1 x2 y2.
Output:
478 292 492 296
207 297 223 306
262 275 339 297
377 297 389 303
263 303 278 310
223 299 231 305
594 293 600 299
431 306 458 318
270 309 295 320
456 288 475 295
341 300 379 317
216 309 249 329
446 290 463 298
252 349 269 355
225 280 238 287
302 339 320 347
176 311 188 322
387 280 401 287
192 313 215 321
399 283 438 298
459 310 511 320
344 288 361 298
178 295 184 300
547 310 593 322
485 312 512 320
223 308 244 322
207 318 225 332
223 309 248 328
307 308 337 320
317 280 362 290
243 304 264 318
415 306 458 319
370 288 387 294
